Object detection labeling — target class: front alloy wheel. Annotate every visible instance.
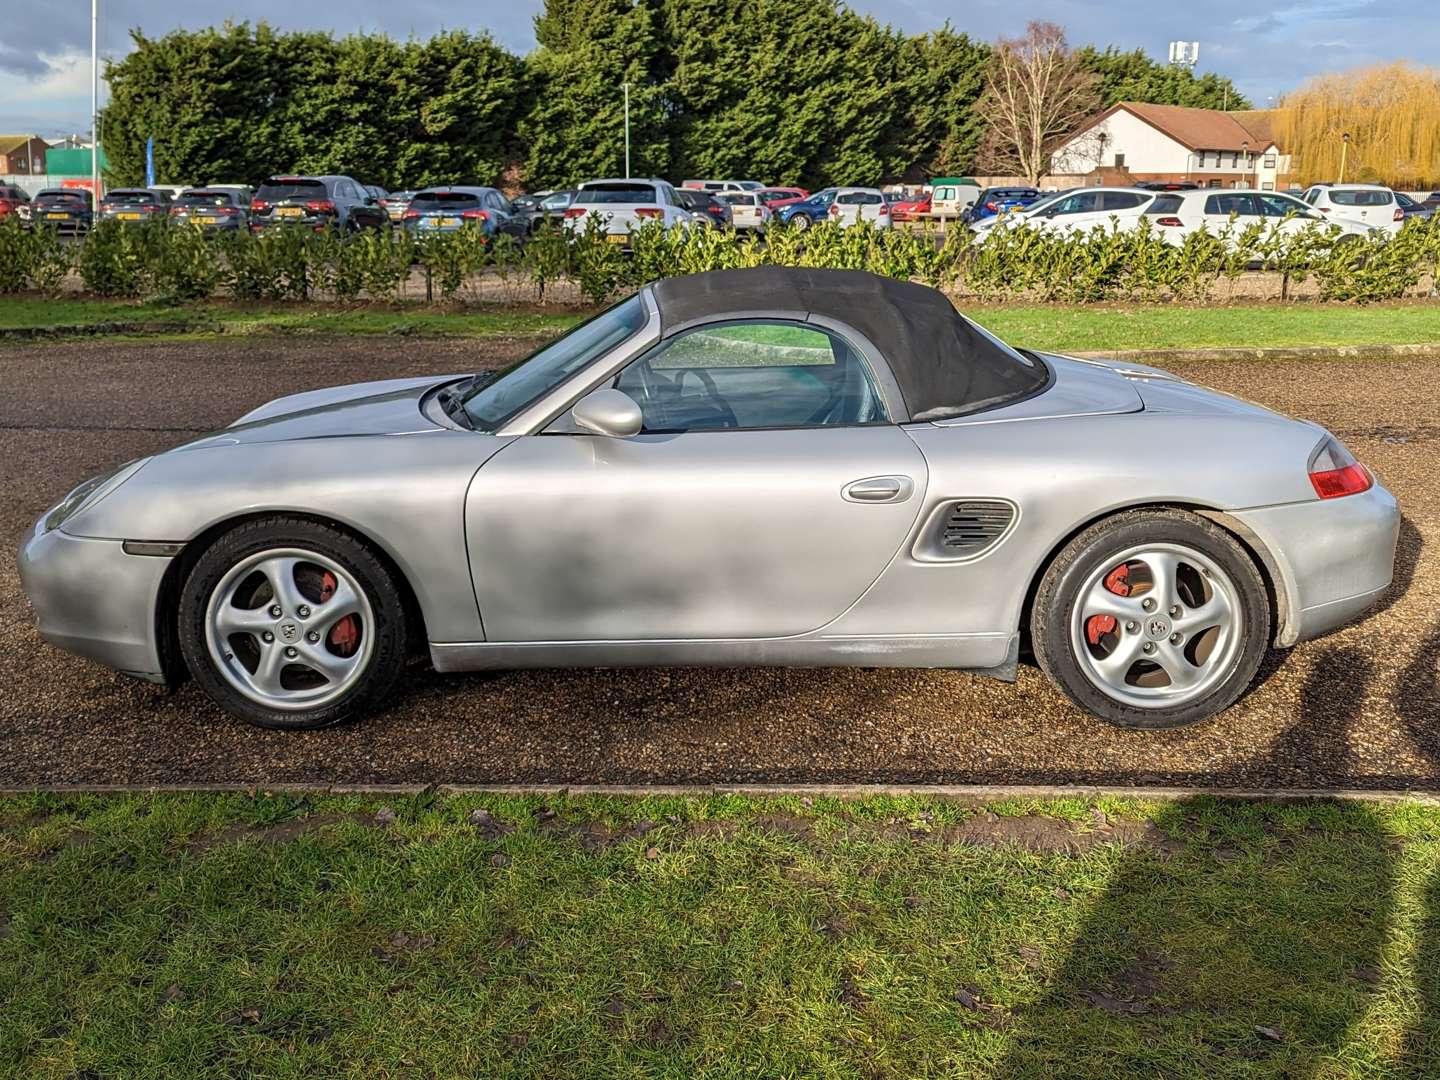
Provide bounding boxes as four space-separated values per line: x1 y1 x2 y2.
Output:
179 517 408 729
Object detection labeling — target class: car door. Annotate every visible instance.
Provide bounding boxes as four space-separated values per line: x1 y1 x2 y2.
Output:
1038 190 1101 233
466 319 928 643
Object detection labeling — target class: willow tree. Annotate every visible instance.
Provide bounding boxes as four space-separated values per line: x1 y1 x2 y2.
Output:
1276 62 1440 186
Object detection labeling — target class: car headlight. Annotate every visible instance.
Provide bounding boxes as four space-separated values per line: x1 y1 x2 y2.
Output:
44 459 148 532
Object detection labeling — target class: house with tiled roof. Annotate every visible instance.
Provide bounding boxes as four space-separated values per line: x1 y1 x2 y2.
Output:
1050 103 1291 190
0 135 48 176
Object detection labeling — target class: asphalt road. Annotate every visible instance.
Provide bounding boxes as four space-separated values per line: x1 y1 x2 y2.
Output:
1 335 1436 789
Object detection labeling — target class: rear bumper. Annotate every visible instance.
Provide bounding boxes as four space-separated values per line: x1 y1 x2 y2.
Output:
1230 479 1400 646
16 519 171 680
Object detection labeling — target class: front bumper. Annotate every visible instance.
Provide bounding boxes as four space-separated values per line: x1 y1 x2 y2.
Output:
16 519 172 680
1230 479 1400 646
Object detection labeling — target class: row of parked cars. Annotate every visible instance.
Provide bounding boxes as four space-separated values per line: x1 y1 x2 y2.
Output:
965 183 1439 246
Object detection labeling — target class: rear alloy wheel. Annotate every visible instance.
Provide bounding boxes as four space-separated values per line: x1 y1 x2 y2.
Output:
1032 510 1270 729
179 517 408 729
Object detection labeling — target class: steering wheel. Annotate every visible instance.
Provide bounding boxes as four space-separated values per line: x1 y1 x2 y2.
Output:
674 368 739 429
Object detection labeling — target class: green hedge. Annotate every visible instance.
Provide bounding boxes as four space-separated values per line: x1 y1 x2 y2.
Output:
4 212 1439 306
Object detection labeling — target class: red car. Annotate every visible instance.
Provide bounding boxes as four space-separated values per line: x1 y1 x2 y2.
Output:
0 183 29 220
756 186 808 212
889 193 931 223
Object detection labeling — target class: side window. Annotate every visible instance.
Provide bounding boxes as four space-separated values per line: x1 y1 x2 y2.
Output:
1102 192 1146 212
1054 192 1100 214
1258 193 1307 218
1204 193 1254 216
614 321 887 433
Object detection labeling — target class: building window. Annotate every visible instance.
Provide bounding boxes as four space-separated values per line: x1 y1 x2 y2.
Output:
1263 154 1276 169
1113 153 1125 167
1262 182 1274 191
1207 179 1222 189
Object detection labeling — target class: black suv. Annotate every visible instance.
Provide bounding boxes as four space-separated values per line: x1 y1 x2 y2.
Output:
250 175 388 233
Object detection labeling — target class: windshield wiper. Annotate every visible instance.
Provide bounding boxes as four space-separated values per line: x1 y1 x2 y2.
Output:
435 382 475 429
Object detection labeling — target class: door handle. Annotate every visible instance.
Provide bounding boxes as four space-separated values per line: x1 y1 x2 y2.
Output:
843 476 913 503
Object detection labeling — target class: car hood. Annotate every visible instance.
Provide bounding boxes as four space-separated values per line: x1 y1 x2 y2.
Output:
177 375 463 450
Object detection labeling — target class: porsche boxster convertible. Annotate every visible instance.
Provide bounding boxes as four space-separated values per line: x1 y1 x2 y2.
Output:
19 268 1399 730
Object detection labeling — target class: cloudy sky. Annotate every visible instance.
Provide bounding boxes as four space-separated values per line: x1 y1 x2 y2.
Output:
1 0 1431 137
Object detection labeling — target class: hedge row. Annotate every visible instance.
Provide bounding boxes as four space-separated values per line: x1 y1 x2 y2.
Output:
3 212 1439 305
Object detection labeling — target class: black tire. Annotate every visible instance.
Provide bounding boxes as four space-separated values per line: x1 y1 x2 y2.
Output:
178 516 409 730
1030 508 1270 730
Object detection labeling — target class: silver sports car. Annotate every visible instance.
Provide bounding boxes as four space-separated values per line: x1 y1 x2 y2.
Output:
19 268 1399 731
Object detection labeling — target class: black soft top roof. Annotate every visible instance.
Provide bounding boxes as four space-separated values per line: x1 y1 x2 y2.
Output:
648 267 1048 421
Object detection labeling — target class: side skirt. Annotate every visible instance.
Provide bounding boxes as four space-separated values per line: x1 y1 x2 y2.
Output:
429 633 1019 682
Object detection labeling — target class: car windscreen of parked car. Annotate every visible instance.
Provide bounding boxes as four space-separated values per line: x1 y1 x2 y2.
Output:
255 179 327 201
1330 189 1391 206
579 183 660 203
461 295 648 431
1143 194 1184 215
177 190 238 206
105 190 161 204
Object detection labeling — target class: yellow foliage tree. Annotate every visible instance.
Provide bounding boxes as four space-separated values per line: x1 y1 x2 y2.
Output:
1276 62 1440 186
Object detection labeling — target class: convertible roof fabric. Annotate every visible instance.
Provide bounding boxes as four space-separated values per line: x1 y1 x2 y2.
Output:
648 267 1049 421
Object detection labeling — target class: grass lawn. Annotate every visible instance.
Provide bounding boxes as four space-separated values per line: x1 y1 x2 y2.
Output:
1 295 1438 354
4 791 1440 1077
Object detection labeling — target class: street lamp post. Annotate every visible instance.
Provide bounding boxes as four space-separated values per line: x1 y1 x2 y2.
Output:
1339 132 1351 184
622 82 631 179
91 0 99 200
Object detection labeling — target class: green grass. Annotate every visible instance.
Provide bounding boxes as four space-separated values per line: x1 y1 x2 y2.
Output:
4 792 1440 1077
2 295 1439 353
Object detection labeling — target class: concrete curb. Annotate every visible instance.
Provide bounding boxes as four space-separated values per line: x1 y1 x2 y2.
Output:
3 782 1439 804
1071 342 1440 365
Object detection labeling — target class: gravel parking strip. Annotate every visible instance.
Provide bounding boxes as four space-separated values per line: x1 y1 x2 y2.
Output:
1 336 1436 789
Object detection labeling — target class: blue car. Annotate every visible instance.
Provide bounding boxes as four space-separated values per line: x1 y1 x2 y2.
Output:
964 186 1041 224
402 186 528 242
776 188 837 229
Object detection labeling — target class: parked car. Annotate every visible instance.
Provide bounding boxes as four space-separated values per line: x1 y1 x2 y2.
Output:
889 192 932 223
928 177 980 219
249 175 388 233
756 186 808 211
563 179 692 246
169 188 250 232
776 187 838 228
379 191 416 224
973 187 1155 238
518 189 576 233
0 183 29 220
1146 189 1372 247
964 187 1041 224
18 266 1397 731
1421 191 1440 211
1394 191 1434 222
828 187 891 229
98 188 172 223
27 188 92 234
402 187 528 242
675 188 731 228
717 190 771 230
681 179 763 193
1300 184 1404 235
363 184 388 204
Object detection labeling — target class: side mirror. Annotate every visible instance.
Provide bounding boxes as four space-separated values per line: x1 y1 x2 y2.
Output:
572 389 643 438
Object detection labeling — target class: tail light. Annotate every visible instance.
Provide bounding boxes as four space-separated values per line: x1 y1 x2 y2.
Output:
1394 207 1404 222
305 199 336 213
1317 206 1330 213
829 205 839 217
251 199 270 212
402 209 420 221
215 205 238 216
707 205 725 216
634 207 662 219
169 206 183 217
1308 436 1372 499
878 204 888 215
563 207 587 219
1155 216 1184 227
985 201 997 211
461 209 489 221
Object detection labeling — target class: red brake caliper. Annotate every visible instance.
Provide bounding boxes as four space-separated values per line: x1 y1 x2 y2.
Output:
1085 564 1130 645
320 570 360 657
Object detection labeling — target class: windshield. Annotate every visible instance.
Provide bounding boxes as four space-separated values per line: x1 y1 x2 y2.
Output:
578 183 659 204
412 191 482 206
462 295 649 431
178 191 235 206
256 180 326 200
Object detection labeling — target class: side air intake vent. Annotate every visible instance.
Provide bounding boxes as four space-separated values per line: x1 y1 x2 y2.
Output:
939 500 1016 557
